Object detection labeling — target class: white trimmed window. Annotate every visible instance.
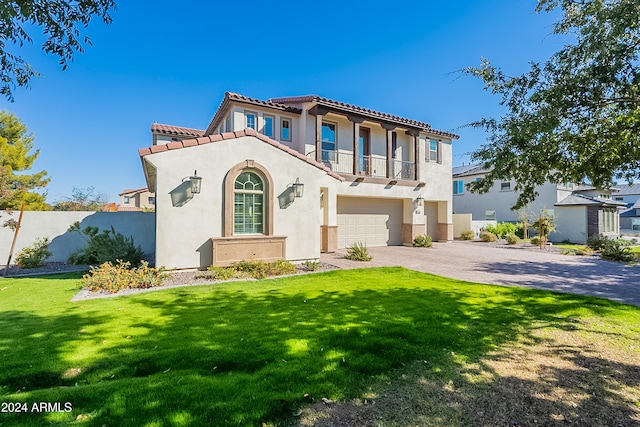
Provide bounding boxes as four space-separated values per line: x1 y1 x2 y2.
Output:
245 111 257 130
281 118 291 141
485 210 496 221
428 139 438 162
263 115 274 138
234 171 264 234
453 180 464 195
500 182 511 191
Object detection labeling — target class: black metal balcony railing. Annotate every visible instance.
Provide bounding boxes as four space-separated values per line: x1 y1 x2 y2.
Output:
308 150 416 181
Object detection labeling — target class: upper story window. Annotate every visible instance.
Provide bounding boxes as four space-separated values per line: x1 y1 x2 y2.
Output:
263 115 274 138
123 196 130 204
224 116 232 133
245 111 257 130
500 182 511 191
234 171 264 234
322 121 337 161
148 196 156 205
281 118 291 141
428 139 438 162
453 180 464 195
322 122 336 150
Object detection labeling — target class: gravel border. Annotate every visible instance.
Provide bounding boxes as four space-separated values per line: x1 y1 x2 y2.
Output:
0 262 89 277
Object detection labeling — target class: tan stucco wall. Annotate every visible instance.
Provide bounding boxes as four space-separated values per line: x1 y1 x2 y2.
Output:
145 136 335 269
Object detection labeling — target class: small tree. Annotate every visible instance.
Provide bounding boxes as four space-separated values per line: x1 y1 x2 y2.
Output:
54 186 110 211
0 111 50 210
532 212 556 248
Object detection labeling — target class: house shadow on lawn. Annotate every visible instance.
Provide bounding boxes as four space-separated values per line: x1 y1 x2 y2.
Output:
1 268 638 426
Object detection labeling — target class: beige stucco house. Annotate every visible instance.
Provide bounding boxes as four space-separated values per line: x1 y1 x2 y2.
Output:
118 187 156 211
140 92 458 269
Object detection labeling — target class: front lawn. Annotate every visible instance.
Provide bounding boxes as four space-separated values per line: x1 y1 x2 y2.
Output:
1 269 639 426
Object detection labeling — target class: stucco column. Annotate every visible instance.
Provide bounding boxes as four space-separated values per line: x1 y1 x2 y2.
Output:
402 198 426 245
437 200 453 241
320 187 338 253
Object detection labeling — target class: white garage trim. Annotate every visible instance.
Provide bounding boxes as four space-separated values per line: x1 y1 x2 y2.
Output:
337 197 403 248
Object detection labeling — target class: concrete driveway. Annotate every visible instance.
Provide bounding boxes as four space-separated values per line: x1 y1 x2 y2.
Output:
320 241 640 306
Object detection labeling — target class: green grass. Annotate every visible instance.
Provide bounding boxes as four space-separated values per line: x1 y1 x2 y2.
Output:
0 269 639 426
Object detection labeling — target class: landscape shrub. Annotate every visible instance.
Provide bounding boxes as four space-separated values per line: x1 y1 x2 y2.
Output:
530 236 541 246
600 240 635 262
68 222 143 266
81 260 167 293
263 259 298 277
505 234 521 245
586 233 609 251
460 230 475 240
484 222 523 239
200 259 299 280
345 242 372 261
15 237 52 268
198 266 238 281
479 231 497 242
303 260 320 271
413 234 433 247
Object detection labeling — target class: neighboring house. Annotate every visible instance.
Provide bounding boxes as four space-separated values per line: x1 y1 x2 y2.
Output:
139 92 459 269
621 200 640 232
452 165 625 243
612 183 640 207
552 190 626 243
452 164 574 222
118 188 156 211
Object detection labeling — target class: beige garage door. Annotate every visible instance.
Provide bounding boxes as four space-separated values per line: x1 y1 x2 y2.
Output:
337 197 403 248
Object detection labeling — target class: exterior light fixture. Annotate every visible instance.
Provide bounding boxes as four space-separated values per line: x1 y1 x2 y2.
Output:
183 170 202 194
293 177 304 198
416 195 424 206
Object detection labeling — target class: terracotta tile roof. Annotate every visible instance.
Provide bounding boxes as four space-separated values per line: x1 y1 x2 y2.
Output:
139 128 345 182
151 123 205 137
119 187 149 196
204 92 302 135
270 94 460 139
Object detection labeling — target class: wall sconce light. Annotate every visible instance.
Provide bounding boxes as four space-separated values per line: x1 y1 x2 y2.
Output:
293 177 304 198
415 195 424 207
183 170 202 194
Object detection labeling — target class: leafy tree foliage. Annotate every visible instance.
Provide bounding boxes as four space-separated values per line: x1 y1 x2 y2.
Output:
53 186 110 211
0 1 116 101
0 110 49 209
465 0 640 209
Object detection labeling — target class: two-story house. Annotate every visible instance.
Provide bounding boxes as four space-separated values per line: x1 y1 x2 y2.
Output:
452 164 625 243
118 187 156 211
139 92 458 269
452 164 574 222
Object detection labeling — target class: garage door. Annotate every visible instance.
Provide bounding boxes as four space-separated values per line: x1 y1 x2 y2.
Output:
337 197 403 248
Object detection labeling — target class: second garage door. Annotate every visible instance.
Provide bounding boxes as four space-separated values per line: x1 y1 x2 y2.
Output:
337 197 403 248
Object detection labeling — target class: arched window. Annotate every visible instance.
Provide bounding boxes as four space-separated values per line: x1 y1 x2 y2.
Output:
224 160 273 237
233 171 264 234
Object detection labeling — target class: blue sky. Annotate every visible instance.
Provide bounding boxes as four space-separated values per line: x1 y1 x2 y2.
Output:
0 0 564 203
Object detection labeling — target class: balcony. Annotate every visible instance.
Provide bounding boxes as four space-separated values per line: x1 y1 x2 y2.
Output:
313 150 416 181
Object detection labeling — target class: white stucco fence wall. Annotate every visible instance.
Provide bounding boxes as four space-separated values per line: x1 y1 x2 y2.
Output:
0 211 155 264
